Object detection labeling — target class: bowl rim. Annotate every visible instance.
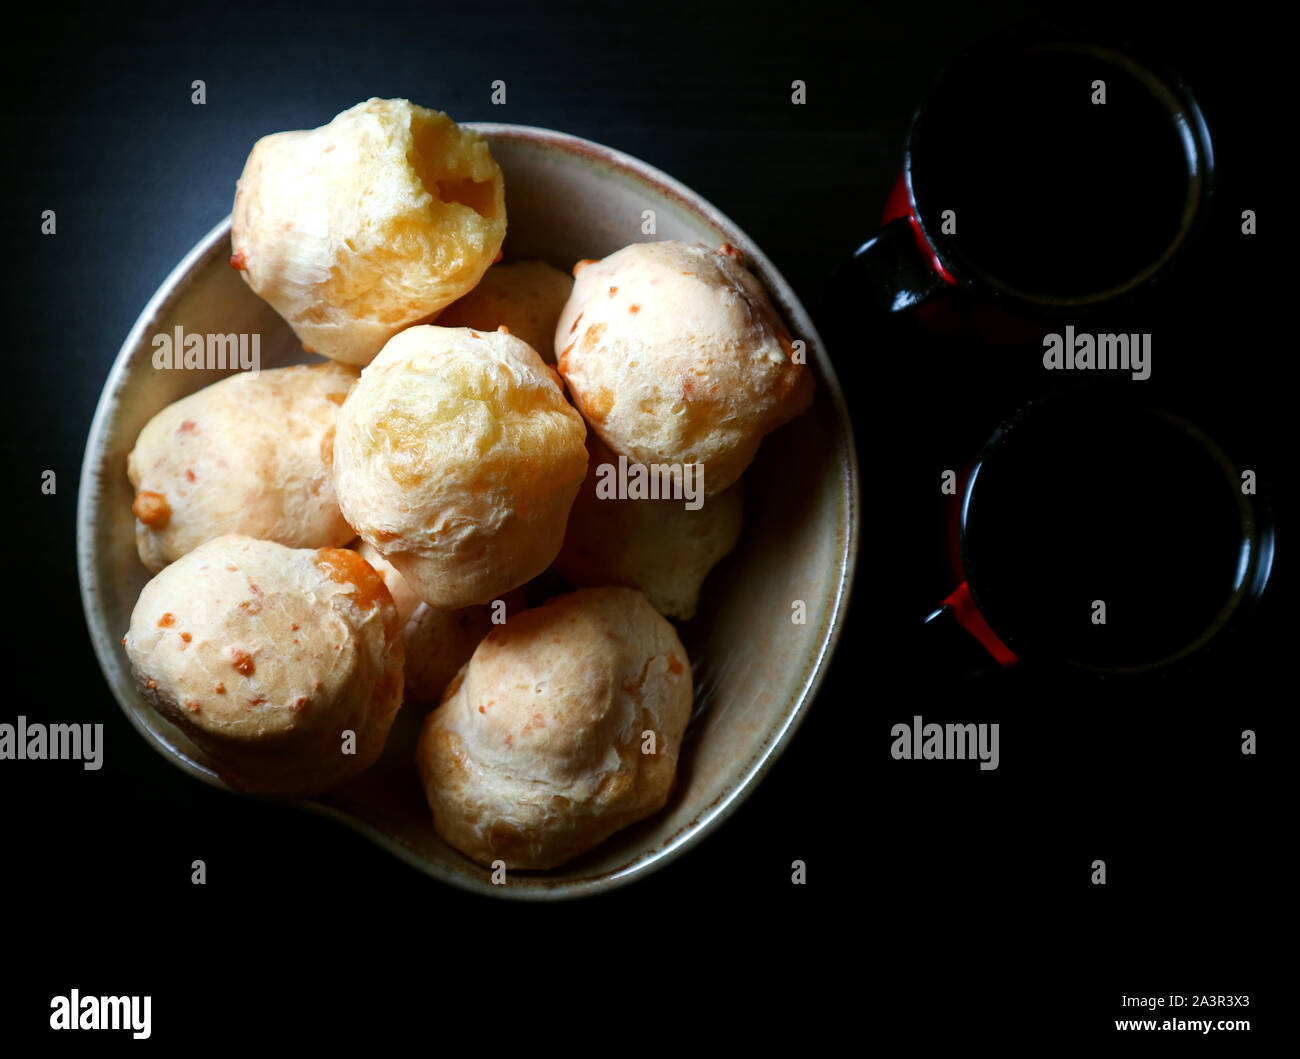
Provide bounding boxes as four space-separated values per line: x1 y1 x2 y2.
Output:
76 121 860 900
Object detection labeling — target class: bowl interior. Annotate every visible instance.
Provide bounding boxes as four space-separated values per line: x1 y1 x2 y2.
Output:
77 124 858 899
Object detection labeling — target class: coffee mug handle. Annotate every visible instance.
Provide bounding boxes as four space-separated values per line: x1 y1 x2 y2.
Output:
832 216 949 314
924 582 1019 667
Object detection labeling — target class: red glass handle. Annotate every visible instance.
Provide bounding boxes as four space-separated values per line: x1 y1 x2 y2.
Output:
880 170 958 286
940 581 1019 667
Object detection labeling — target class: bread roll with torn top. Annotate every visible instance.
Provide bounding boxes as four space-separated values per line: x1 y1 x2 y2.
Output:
416 586 692 869
127 362 358 573
231 98 506 366
124 535 404 797
555 240 813 495
333 325 588 609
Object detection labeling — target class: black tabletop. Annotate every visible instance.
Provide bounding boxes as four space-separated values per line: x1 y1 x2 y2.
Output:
2 0 1286 1044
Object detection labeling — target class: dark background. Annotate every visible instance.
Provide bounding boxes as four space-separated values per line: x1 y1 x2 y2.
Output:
1 0 1284 1045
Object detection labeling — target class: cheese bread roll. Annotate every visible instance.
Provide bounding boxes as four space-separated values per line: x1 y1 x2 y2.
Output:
555 241 813 495
436 260 573 363
334 325 588 609
355 541 525 703
555 434 743 619
231 98 506 366
416 587 692 869
127 362 358 572
124 536 404 797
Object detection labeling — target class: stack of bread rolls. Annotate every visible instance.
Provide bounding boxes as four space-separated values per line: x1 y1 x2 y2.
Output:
122 98 814 871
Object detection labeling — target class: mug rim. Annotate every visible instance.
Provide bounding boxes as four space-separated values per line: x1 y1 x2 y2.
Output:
903 34 1215 312
957 394 1267 673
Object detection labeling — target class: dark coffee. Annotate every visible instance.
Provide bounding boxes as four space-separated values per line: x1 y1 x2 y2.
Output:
910 44 1198 302
961 403 1248 669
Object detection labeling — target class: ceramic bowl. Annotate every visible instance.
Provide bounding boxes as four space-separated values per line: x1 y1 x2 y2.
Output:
77 123 859 899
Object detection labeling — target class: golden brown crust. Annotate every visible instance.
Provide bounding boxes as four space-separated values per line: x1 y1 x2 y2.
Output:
554 434 743 618
415 587 692 869
231 98 506 366
555 240 814 495
124 535 404 797
126 363 359 572
354 540 526 704
333 325 588 609
436 260 574 364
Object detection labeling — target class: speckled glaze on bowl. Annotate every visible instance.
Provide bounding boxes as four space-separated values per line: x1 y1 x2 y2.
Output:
77 123 859 899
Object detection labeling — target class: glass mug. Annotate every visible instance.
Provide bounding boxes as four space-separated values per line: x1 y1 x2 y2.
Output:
837 30 1214 317
927 395 1273 674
